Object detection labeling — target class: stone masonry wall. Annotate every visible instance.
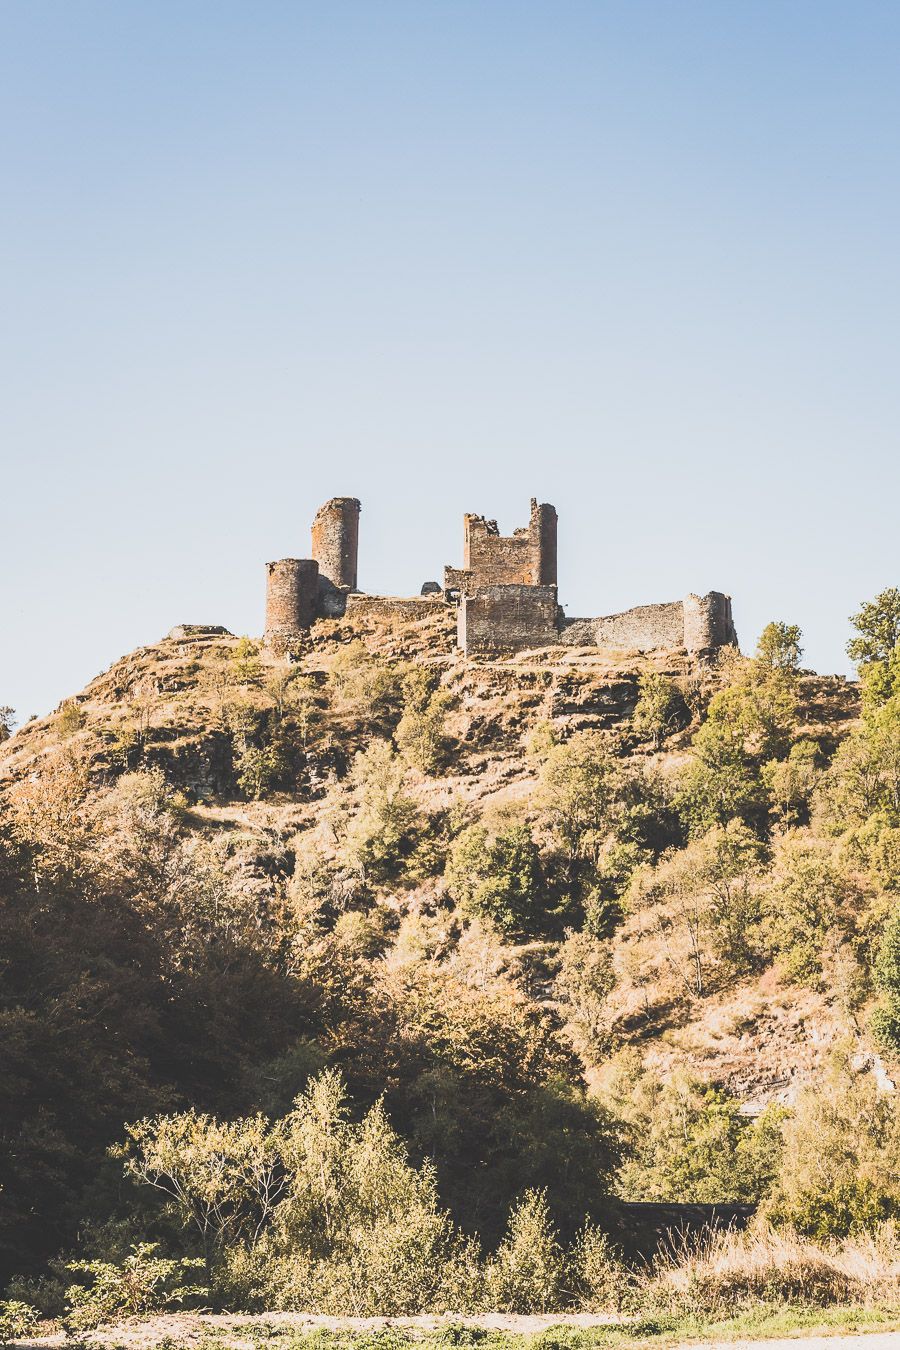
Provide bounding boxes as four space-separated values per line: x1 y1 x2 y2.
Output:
683 592 737 654
460 585 560 655
561 601 685 651
344 594 446 621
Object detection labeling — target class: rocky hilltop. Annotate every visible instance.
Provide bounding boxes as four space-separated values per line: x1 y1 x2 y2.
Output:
0 607 864 1109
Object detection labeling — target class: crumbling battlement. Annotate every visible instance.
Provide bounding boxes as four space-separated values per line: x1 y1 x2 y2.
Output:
263 494 737 660
444 499 557 596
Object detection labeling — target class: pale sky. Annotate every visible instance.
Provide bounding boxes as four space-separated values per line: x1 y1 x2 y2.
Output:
3 1 899 721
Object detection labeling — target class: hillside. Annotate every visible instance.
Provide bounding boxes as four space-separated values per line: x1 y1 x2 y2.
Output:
3 602 900 1321
0 611 862 1104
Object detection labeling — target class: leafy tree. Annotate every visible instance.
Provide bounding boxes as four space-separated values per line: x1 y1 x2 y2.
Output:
631 672 686 749
446 822 545 937
539 733 617 862
119 1111 283 1278
762 832 857 985
677 664 797 835
872 905 900 1051
395 666 451 774
125 1072 478 1315
339 741 423 880
847 588 900 667
628 821 766 995
765 1054 900 1236
816 699 900 829
762 739 821 827
553 930 615 1065
229 637 262 685
756 621 803 674
611 1064 782 1204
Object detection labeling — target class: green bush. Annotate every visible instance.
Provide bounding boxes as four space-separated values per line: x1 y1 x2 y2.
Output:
446 822 546 937
483 1191 565 1313
631 671 687 749
339 741 425 881
57 701 87 737
567 1224 627 1311
63 1245 205 1333
0 1301 39 1343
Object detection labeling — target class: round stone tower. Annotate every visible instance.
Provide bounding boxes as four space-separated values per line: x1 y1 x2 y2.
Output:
264 558 319 648
311 497 360 591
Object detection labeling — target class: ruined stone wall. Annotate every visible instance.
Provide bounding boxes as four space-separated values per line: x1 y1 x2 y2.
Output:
561 601 685 651
449 499 557 593
311 497 360 590
560 592 737 654
344 594 446 621
460 585 560 655
264 558 319 647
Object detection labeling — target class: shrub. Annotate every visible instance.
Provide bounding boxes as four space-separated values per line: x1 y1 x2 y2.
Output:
445 822 546 937
567 1224 627 1311
632 672 687 749
676 665 797 835
872 906 900 1051
553 930 615 1065
765 1057 900 1237
339 741 424 881
63 1245 205 1332
762 833 857 985
0 1301 39 1343
57 701 87 736
229 637 262 684
762 739 821 826
483 1191 565 1313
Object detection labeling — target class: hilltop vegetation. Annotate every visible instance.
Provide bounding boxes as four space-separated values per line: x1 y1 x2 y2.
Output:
2 593 900 1328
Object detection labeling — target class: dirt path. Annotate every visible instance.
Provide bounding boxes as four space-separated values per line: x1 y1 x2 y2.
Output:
12 1314 900 1350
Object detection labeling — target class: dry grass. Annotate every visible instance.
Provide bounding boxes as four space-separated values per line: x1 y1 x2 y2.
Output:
646 1223 900 1313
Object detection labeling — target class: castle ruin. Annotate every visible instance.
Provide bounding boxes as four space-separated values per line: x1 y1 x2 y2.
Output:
264 497 737 658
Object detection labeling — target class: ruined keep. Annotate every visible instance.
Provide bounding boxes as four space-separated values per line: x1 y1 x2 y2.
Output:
264 495 738 659
311 497 361 617
444 499 557 595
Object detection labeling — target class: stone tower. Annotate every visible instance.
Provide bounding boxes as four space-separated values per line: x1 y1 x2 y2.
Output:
264 557 319 650
311 497 360 616
312 497 360 590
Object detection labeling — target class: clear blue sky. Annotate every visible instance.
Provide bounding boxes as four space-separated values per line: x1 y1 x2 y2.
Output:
3 1 899 721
